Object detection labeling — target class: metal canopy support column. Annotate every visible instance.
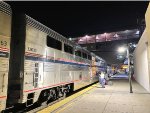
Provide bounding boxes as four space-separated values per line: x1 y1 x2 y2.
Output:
127 44 133 93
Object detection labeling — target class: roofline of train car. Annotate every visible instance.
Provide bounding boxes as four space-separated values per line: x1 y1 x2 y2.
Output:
0 1 12 15
25 14 105 62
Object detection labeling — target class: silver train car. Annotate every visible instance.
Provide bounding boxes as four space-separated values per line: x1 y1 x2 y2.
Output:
0 2 12 112
0 2 106 112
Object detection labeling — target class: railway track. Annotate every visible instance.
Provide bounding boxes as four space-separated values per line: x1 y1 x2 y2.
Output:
26 96 66 113
4 82 97 113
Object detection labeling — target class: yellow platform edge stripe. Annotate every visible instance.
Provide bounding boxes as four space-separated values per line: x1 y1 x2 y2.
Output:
38 83 97 113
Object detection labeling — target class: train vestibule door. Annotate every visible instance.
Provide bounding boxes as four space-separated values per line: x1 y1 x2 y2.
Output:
0 73 6 95
0 57 9 95
38 62 44 87
33 62 43 88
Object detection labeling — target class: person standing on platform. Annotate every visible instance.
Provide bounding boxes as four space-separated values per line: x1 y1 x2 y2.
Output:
99 71 106 88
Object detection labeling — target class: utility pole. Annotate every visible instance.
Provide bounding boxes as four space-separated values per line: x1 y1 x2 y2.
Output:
127 44 133 93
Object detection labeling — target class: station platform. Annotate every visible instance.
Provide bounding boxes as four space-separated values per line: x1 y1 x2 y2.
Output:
38 79 150 113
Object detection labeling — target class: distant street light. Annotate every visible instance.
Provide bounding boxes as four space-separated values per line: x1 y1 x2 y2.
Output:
118 47 126 53
69 38 72 41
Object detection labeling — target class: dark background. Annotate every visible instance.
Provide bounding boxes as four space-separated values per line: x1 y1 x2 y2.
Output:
7 1 149 38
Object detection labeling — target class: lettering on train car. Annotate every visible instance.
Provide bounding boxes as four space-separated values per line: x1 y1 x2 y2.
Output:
27 47 37 52
0 40 7 46
0 52 8 57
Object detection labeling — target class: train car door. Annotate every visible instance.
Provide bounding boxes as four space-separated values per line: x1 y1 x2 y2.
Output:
34 62 43 88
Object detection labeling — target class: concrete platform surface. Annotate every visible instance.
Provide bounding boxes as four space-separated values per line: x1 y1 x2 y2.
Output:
53 79 150 113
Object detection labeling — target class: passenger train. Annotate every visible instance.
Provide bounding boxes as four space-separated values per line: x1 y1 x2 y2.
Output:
0 2 106 112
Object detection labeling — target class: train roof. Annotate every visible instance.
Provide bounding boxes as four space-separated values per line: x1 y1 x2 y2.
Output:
26 15 105 62
0 2 11 15
26 15 75 47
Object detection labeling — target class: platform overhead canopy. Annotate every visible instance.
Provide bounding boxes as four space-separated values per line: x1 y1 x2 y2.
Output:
71 29 139 44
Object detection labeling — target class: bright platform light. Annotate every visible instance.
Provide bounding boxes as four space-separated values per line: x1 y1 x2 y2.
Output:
118 47 126 53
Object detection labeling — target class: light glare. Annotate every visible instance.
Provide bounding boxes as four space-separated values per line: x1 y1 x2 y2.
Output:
118 47 126 53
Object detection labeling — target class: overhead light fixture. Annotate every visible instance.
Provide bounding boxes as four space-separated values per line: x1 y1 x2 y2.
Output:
118 47 126 53
135 30 140 35
114 33 119 38
79 38 84 41
133 44 137 47
96 35 99 39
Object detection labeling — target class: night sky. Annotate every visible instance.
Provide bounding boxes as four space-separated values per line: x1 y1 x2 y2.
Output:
5 1 149 64
6 1 149 38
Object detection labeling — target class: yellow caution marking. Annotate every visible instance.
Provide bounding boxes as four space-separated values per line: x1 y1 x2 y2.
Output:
55 102 74 113
38 83 97 113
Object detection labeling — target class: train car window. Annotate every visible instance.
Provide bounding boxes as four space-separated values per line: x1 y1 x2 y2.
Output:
82 53 85 58
68 46 73 54
82 52 87 59
64 44 73 54
47 36 62 50
75 50 81 57
88 55 92 60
